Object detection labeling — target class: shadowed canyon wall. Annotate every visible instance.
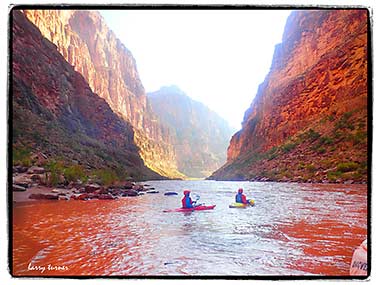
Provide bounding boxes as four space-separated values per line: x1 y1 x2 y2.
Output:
22 10 184 178
12 10 162 180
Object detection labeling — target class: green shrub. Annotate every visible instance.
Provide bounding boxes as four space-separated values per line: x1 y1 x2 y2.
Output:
337 162 359 173
303 129 321 141
320 115 335 124
93 169 119 186
265 146 279 160
45 160 64 186
334 111 355 131
297 162 305 170
64 164 87 183
312 136 334 152
358 121 366 129
305 164 316 172
316 147 326 154
358 161 367 175
281 142 297 153
327 171 343 181
333 131 343 140
13 147 32 167
318 136 334 146
350 131 367 145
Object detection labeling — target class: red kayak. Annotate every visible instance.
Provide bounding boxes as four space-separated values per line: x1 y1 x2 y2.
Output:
163 205 216 213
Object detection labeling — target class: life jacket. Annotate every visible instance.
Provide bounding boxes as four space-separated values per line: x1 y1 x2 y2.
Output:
350 239 368 276
182 194 193 208
235 193 247 204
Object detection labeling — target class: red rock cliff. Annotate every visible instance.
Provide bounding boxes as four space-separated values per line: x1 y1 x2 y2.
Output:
210 10 368 183
12 10 162 180
23 10 184 178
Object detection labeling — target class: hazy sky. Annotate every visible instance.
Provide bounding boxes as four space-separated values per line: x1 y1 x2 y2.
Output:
99 9 291 129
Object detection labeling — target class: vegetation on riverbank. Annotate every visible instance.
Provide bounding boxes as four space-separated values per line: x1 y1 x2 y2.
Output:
12 145 137 188
209 110 368 184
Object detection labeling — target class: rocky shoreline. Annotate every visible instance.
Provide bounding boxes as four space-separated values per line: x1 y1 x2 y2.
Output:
12 165 157 203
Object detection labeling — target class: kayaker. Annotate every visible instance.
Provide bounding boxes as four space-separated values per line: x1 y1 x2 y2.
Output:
235 188 248 204
182 190 194 208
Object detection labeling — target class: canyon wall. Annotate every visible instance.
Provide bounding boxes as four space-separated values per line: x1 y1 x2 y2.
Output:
12 10 162 180
22 10 184 178
148 86 234 178
210 10 368 183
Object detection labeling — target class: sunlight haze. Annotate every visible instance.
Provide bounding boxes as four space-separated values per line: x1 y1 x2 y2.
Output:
100 9 291 129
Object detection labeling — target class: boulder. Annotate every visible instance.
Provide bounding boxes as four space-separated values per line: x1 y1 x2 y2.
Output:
13 174 32 187
30 174 43 182
29 193 58 200
13 181 29 188
85 183 101 193
27 166 45 174
87 193 99 199
122 189 139 197
13 184 27 192
108 189 121 196
14 166 29 173
31 152 48 165
98 194 115 200
99 188 109 194
68 181 84 189
132 184 144 191
70 194 79 200
58 195 69 200
122 181 134 189
44 194 59 200
77 193 91 200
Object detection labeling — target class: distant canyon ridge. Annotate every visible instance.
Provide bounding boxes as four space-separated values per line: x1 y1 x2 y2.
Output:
12 9 368 183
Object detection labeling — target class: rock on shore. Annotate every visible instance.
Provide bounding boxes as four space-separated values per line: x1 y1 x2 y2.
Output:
12 165 154 202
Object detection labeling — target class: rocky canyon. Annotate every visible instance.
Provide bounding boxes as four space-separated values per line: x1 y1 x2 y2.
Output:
210 10 368 183
22 9 184 178
12 10 162 180
148 86 234 178
13 9 234 180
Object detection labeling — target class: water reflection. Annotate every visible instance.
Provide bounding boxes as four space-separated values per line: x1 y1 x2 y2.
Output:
13 181 367 276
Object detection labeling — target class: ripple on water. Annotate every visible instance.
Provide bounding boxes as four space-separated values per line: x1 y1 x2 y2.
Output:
12 181 367 276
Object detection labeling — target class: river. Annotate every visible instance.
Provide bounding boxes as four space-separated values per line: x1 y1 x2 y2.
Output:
12 180 368 277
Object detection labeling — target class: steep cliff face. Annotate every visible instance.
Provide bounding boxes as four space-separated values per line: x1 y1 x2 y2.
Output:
12 10 162 180
210 10 368 183
148 86 234 178
23 10 184 178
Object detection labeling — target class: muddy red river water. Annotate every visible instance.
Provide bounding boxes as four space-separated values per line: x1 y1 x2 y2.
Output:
12 181 368 276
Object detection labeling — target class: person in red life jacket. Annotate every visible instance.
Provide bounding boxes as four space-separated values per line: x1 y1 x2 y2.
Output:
235 188 248 204
182 190 194 208
350 238 368 276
